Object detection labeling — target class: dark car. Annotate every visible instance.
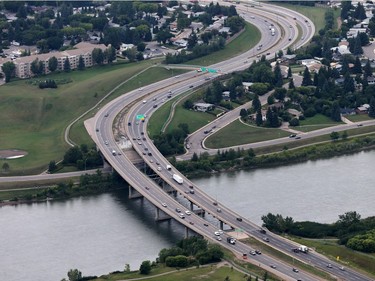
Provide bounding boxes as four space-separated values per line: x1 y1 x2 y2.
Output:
236 217 242 222
148 152 152 156
128 122 131 126
292 268 299 273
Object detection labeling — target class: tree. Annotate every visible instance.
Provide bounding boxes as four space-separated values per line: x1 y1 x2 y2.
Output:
301 67 312 86
330 131 340 141
139 260 151 275
31 58 44 76
352 56 362 74
78 56 85 70
364 60 373 77
67 269 82 281
48 56 58 72
124 264 130 273
255 108 263 126
2 61 16 82
191 152 198 162
353 36 363 56
92 48 104 65
252 94 261 112
48 161 57 173
2 162 10 172
63 57 71 72
288 79 295 89
240 108 248 119
369 97 375 118
337 211 361 227
342 130 348 140
287 67 292 78
331 102 341 122
273 62 283 87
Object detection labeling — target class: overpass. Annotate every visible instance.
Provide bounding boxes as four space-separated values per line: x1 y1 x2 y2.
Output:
85 3 372 281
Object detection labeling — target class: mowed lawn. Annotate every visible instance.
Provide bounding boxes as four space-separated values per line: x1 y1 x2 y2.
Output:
205 119 290 148
93 264 250 281
294 114 343 132
0 59 163 174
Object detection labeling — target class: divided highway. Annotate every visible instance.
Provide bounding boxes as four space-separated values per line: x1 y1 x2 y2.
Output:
86 3 372 281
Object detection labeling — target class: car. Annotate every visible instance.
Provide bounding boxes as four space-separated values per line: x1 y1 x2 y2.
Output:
293 17 297 20
145 186 149 190
189 190 195 194
213 201 218 206
189 221 194 225
141 132 144 135
175 208 181 212
214 231 221 236
216 236 222 241
205 77 211 81
175 75 180 78
357 123 363 127
162 203 167 207
144 147 148 151
148 152 152 156
255 250 261 255
259 229 266 234
153 104 158 108
204 223 209 227
157 166 162 171
152 97 157 101
289 37 292 41
295 136 301 139
104 113 109 117
263 237 270 242
105 141 109 145
142 152 146 155
340 266 345 271
185 210 191 215
301 37 304 40
156 162 160 165
137 137 141 140
132 137 136 140
189 85 194 88
142 137 146 141
250 251 256 256
128 122 131 126
304 19 308 22
96 128 99 132
150 160 153 163
139 87 144 91
292 268 299 273
270 265 276 269
289 134 296 138
179 213 185 219
236 217 242 222
167 94 172 98
327 264 332 268
136 121 139 125
266 52 270 55
217 208 221 212
142 100 147 104
118 152 122 156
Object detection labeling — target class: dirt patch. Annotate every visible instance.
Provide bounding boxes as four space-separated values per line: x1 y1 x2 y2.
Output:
0 149 28 159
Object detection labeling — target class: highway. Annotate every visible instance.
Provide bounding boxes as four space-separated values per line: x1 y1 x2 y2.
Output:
85 2 374 281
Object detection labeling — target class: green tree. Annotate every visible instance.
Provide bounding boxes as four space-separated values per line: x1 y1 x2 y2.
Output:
2 162 10 172
48 56 58 72
331 102 341 122
352 56 362 74
240 108 248 119
273 62 283 87
67 269 82 281
368 97 375 118
252 94 261 112
287 67 292 78
288 79 295 89
255 108 263 126
364 60 372 77
1 61 15 82
124 264 130 273
31 58 44 76
353 36 363 56
92 48 104 65
342 130 348 140
48 160 57 173
139 260 151 275
63 57 71 72
330 131 340 141
301 67 312 86
78 55 85 70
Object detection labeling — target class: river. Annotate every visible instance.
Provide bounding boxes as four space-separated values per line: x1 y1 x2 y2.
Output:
1 150 374 280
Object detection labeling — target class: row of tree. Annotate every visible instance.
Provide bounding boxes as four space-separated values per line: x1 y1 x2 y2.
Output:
261 211 375 253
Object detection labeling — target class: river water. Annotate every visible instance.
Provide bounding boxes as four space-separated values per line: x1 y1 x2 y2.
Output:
1 150 375 280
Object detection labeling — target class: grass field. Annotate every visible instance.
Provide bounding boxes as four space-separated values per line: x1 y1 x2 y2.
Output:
205 120 290 148
276 4 341 34
187 22 261 66
345 114 373 122
294 114 343 132
92 263 251 281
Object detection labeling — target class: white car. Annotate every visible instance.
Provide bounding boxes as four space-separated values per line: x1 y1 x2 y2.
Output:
162 203 167 207
214 231 221 236
185 210 191 215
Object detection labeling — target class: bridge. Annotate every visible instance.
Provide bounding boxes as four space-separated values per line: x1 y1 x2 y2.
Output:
85 3 371 281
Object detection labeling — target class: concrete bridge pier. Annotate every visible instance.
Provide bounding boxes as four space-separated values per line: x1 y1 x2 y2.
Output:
185 226 189 238
220 220 224 230
128 186 143 199
155 207 171 221
190 201 194 210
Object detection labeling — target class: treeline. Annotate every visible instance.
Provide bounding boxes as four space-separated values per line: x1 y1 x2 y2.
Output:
3 171 126 203
57 144 103 171
172 135 375 176
261 211 375 253
158 236 224 268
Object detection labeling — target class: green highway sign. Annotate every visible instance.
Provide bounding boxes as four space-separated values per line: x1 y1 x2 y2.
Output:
136 114 145 120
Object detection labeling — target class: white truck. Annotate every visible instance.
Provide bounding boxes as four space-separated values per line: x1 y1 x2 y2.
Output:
173 174 183 184
271 28 275 36
299 245 309 253
166 165 172 170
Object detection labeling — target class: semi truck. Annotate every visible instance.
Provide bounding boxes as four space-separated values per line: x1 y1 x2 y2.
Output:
173 174 183 184
299 245 309 253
